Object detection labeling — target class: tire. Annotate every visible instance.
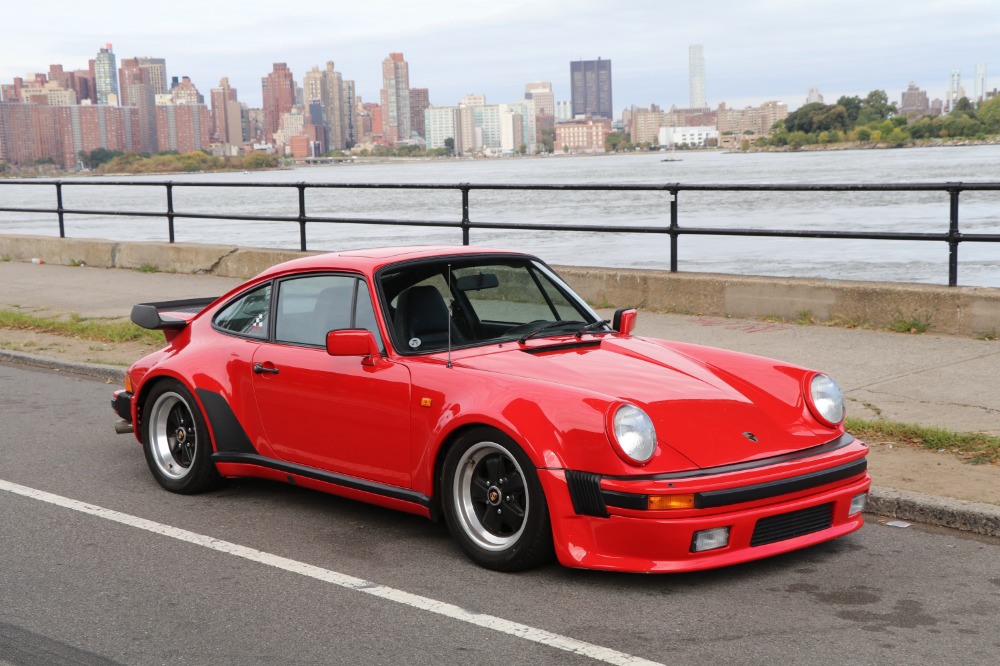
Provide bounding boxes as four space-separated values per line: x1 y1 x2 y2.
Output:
141 380 223 494
441 427 554 571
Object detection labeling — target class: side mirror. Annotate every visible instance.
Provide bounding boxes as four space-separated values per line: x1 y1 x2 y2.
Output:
612 308 637 337
326 329 382 366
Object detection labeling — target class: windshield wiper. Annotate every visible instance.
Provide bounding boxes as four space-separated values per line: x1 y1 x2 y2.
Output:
574 319 611 338
518 320 584 344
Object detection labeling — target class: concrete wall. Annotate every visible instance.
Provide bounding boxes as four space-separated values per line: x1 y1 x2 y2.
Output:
2 234 998 337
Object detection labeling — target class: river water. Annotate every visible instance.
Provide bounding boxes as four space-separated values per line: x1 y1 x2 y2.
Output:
2 145 999 287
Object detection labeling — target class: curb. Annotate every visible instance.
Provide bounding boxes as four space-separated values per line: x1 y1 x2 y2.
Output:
867 487 1000 538
0 349 126 383
2 351 998 539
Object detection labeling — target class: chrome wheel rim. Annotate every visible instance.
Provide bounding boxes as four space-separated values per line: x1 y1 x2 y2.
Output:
453 442 528 551
148 392 197 480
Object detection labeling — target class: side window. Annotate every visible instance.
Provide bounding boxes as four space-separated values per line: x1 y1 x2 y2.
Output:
275 275 355 346
214 284 272 339
273 275 385 350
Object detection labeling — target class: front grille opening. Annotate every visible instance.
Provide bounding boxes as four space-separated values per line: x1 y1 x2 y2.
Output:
750 503 834 547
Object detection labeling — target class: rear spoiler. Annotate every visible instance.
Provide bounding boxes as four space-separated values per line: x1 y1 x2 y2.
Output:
131 297 217 331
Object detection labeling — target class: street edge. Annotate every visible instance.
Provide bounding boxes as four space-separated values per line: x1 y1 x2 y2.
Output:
2 349 998 539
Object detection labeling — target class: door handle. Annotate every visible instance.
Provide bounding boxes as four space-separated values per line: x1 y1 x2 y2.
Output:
253 363 279 375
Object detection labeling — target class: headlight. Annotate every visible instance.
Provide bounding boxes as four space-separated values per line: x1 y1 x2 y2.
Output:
611 404 657 465
807 373 845 427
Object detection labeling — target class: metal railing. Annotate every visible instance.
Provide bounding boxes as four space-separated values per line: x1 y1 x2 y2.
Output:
1 179 999 286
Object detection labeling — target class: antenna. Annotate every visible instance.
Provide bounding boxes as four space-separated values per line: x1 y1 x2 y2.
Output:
446 263 453 369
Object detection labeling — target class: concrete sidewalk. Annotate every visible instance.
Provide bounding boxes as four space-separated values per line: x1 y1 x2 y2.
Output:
1 260 998 535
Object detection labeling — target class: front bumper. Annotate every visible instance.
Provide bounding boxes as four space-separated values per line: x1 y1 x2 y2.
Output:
540 437 871 572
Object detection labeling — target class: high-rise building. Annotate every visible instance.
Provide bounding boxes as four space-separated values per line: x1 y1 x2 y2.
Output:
262 63 296 142
210 77 244 146
974 63 988 102
900 82 930 117
805 87 824 104
570 58 612 119
380 53 411 144
118 57 157 153
689 45 707 109
948 69 962 109
94 44 119 106
342 80 357 147
170 76 204 105
155 98 211 153
424 106 459 152
524 81 555 116
136 58 168 95
525 81 555 139
409 87 429 139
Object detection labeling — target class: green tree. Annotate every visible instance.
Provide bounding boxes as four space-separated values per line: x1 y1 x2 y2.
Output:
836 95 863 125
855 126 872 142
539 127 555 153
978 96 1000 132
857 90 897 124
0 161 9 172
951 97 976 118
443 137 455 156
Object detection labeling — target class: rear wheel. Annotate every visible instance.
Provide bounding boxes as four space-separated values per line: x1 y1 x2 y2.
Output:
442 428 554 571
142 380 222 494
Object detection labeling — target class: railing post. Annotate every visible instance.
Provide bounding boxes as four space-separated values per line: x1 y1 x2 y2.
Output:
460 185 471 245
298 183 308 251
669 186 679 272
947 184 961 287
165 182 175 243
55 182 65 238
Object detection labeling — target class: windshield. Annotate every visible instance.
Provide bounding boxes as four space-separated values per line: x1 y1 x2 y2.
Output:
378 255 601 353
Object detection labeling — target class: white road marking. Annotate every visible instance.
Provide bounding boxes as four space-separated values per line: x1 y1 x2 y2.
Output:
1 479 662 666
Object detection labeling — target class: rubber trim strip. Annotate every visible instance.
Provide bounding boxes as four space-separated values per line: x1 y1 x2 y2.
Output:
693 458 868 508
602 432 857 482
211 452 431 508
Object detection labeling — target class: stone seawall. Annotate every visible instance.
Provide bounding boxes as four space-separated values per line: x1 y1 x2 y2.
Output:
2 234 998 336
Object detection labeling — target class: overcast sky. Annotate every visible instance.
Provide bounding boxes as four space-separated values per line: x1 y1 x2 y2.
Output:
4 0 997 115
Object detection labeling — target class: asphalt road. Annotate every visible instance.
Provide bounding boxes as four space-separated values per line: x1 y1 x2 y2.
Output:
1 363 998 666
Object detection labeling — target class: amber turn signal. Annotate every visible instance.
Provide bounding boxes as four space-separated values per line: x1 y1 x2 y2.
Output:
647 494 695 510
124 375 133 393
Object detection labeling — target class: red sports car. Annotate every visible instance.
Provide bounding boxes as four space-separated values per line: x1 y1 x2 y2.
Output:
112 246 870 573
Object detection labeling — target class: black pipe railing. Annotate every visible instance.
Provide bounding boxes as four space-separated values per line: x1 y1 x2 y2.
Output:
1 179 998 286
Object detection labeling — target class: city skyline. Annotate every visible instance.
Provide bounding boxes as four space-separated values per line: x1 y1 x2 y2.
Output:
3 1 997 116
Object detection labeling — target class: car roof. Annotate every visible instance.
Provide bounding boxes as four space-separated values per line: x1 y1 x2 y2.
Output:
254 245 533 280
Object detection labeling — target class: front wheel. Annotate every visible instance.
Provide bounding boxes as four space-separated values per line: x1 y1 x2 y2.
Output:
142 380 223 494
441 428 554 571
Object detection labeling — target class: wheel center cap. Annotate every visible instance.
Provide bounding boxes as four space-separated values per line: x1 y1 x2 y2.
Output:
487 486 502 506
175 428 187 443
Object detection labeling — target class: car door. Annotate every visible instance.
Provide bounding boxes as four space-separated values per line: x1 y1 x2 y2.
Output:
249 274 412 488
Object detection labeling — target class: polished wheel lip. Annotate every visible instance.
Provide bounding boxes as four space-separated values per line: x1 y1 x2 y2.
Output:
148 391 196 481
453 441 528 552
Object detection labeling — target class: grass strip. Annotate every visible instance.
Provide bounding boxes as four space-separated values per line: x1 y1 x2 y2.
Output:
847 416 1000 465
0 309 163 345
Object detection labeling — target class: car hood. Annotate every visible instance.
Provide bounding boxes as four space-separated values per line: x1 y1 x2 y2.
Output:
459 336 833 469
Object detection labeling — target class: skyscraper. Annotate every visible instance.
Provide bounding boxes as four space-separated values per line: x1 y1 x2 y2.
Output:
95 44 119 106
974 63 988 102
210 77 244 146
689 45 707 109
118 57 157 153
262 63 296 142
136 58 168 95
380 53 411 144
409 88 429 139
570 59 612 119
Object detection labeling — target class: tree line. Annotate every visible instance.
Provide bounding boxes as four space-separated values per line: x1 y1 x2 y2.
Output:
752 90 1000 150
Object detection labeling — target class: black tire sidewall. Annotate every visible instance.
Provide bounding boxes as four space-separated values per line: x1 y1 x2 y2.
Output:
141 380 221 494
441 427 553 571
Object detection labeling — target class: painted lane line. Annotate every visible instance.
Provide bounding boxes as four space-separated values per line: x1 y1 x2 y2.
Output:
0 479 663 666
